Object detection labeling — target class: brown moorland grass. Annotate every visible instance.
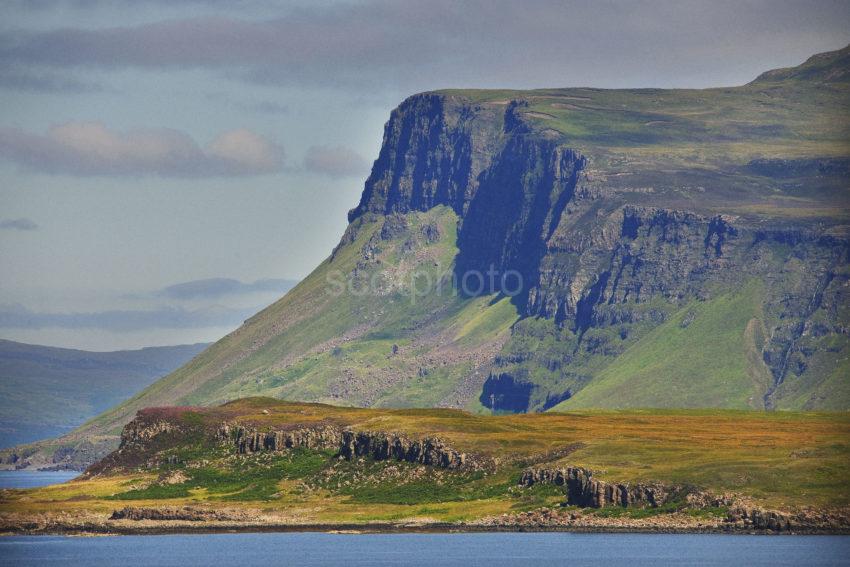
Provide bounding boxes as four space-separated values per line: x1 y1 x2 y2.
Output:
112 400 850 506
1 399 846 529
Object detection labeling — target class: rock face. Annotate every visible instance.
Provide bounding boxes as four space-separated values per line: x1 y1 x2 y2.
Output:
223 423 344 454
338 430 471 469
346 90 850 412
517 465 837 533
727 506 793 531
218 422 481 470
520 466 669 508
109 506 245 522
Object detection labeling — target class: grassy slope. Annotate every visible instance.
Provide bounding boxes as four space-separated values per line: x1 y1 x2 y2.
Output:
553 280 773 410
74 207 518 439
441 47 850 221
80 47 850 429
2 401 847 526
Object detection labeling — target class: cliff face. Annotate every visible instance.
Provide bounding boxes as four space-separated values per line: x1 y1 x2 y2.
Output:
345 87 849 412
348 94 505 221
520 466 673 509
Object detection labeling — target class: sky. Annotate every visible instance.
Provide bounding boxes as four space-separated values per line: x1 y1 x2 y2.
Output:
1 0 849 351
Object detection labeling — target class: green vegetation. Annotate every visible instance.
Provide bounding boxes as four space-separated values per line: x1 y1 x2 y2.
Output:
2 401 848 531
555 280 771 409
98 400 850 509
109 449 332 502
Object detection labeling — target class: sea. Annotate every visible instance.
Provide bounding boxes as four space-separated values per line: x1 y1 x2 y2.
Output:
0 470 79 489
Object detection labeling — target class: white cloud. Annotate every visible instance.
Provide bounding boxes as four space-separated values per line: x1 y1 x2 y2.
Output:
0 122 284 177
303 144 368 178
207 128 283 173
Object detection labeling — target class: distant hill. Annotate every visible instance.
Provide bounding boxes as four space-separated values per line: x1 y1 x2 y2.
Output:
0 339 208 448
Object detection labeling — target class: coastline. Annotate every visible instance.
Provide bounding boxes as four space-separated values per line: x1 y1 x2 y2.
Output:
4 517 850 537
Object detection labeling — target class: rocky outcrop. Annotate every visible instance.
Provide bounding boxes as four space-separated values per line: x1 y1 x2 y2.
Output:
221 423 344 454
218 422 484 470
347 93 505 221
517 466 826 532
520 466 671 508
727 506 793 531
109 506 247 522
338 430 475 469
724 506 850 533
120 419 179 448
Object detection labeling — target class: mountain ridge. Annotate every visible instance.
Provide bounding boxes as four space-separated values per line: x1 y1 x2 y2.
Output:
0 339 208 453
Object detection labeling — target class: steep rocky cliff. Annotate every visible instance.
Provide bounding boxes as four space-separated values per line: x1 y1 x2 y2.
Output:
343 63 850 411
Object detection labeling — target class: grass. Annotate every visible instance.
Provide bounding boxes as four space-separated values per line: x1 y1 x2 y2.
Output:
554 279 772 410
88 401 850 508
1 401 848 527
107 449 333 502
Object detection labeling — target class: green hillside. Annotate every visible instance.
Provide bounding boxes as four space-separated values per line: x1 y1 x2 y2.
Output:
553 280 772 410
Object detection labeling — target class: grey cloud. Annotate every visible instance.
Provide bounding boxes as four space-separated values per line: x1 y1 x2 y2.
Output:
0 122 284 177
0 303 258 332
249 101 289 115
9 0 255 7
205 93 289 115
303 145 368 178
0 218 38 231
0 278 300 331
0 66 102 93
2 1 849 90
157 277 298 300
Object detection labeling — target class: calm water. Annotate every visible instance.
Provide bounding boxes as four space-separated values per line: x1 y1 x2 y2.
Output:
1 533 848 566
0 470 78 489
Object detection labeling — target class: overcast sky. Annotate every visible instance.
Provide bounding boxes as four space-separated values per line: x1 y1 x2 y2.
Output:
1 0 849 351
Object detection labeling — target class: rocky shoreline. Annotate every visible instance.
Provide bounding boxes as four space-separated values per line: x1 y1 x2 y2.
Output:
3 507 849 537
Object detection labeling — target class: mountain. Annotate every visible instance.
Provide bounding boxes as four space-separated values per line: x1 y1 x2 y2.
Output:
0 340 208 450
6 45 849 469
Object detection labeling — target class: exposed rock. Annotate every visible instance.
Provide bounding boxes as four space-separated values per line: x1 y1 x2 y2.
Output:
344 89 849 411
338 430 473 469
109 506 247 522
520 466 670 508
224 424 344 454
218 422 486 470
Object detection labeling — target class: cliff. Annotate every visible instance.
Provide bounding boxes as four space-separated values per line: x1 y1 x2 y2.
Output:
341 69 849 412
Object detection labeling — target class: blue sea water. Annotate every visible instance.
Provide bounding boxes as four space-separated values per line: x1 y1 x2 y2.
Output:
1 533 848 567
0 471 78 489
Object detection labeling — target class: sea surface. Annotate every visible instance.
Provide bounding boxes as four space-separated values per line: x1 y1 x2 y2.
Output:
1 533 848 566
0 470 78 489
